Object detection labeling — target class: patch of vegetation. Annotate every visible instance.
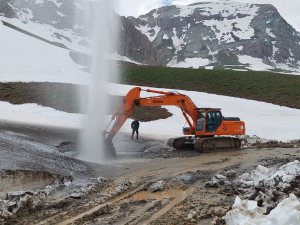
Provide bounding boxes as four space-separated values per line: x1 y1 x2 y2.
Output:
0 82 81 113
121 64 300 109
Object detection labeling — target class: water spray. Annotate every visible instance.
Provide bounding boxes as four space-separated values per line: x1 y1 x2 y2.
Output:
79 0 119 163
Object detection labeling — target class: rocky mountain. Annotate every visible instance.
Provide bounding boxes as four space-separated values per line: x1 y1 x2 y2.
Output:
128 0 300 72
0 0 300 72
119 17 163 65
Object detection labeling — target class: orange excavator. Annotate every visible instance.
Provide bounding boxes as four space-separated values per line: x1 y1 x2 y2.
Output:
105 87 245 157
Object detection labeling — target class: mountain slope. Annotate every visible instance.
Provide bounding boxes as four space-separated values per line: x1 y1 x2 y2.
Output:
0 0 162 65
128 0 300 72
0 20 88 84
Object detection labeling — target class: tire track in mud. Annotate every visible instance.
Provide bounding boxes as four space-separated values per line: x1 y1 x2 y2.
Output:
37 156 236 225
38 184 145 225
139 187 196 225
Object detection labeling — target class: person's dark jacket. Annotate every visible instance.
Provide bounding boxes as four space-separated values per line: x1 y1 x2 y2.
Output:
131 120 140 130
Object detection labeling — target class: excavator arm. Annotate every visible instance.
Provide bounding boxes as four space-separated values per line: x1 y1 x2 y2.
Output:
105 87 199 141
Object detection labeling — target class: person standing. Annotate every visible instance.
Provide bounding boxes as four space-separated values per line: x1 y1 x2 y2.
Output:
131 120 140 140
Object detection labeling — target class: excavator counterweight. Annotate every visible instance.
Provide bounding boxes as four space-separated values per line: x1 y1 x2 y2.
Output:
105 87 246 156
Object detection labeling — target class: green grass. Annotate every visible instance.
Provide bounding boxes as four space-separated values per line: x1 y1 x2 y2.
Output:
121 64 300 109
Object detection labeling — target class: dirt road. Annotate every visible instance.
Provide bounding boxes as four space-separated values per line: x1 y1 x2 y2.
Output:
0 121 299 225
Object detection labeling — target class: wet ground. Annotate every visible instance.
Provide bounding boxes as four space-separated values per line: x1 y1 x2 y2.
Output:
0 120 299 224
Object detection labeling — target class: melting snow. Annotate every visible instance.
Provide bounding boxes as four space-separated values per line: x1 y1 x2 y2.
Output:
171 27 185 52
111 52 142 65
225 194 300 225
203 15 257 43
136 24 161 42
239 161 300 186
238 55 274 71
266 27 276 38
225 161 300 225
168 57 210 68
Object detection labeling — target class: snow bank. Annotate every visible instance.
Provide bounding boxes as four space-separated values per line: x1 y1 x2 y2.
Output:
0 101 81 129
0 21 89 85
222 161 300 225
168 57 210 69
238 55 274 71
239 161 300 186
225 194 300 225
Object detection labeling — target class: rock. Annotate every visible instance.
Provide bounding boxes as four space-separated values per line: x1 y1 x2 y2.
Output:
114 180 133 194
225 170 237 180
148 181 164 192
210 206 228 217
215 174 227 180
178 174 195 184
187 210 196 220
206 174 229 188
70 192 82 199
119 17 163 65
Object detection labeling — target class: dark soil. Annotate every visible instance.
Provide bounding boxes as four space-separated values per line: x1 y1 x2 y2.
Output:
0 82 172 121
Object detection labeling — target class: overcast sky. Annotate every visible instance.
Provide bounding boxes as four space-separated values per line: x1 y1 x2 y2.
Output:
115 0 300 32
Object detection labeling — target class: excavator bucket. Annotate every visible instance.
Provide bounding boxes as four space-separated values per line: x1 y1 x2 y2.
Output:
103 135 117 159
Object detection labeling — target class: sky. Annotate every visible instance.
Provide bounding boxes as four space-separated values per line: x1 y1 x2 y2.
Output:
115 0 300 32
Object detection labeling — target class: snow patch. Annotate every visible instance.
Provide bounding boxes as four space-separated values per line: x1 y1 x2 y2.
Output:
225 194 300 225
239 161 300 186
0 102 82 129
266 27 276 38
238 55 274 71
168 57 210 69
203 15 256 43
136 24 160 42
111 52 142 65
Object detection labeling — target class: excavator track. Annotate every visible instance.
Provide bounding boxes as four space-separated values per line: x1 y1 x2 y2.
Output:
194 137 241 153
167 137 194 150
168 137 241 153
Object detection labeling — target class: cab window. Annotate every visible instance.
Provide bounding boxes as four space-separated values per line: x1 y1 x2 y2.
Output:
206 111 222 132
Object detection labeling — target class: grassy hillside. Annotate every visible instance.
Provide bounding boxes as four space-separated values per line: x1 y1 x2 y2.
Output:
121 64 300 109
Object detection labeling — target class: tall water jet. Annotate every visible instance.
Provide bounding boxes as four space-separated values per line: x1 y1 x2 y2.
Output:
79 0 119 163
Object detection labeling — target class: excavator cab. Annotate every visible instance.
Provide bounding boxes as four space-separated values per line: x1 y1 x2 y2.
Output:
183 108 223 135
